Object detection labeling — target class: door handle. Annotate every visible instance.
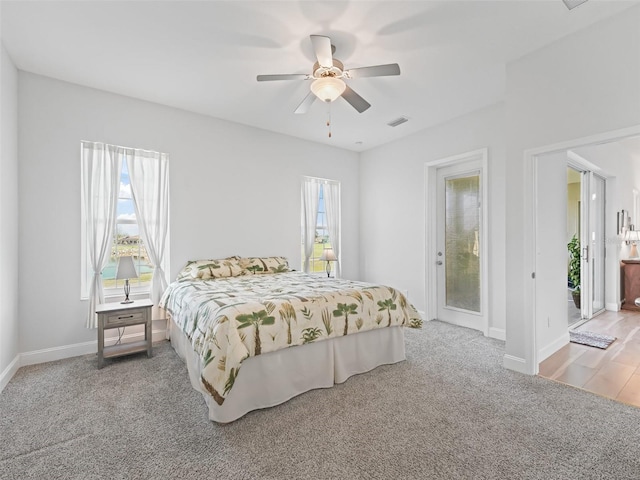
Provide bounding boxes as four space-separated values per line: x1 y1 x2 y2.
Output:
436 261 443 265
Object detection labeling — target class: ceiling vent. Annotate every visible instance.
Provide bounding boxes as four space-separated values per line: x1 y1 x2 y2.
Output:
387 116 409 127
562 0 588 10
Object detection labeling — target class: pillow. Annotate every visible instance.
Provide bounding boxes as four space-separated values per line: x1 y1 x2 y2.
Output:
240 256 290 274
176 256 243 281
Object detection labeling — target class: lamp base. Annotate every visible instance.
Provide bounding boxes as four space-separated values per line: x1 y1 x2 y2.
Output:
325 261 332 278
631 243 639 258
121 279 133 304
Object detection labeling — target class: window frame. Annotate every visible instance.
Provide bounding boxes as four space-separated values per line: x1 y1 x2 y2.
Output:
301 176 340 274
80 146 170 301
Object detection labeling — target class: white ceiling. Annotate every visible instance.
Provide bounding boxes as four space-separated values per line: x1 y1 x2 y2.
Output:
1 0 637 152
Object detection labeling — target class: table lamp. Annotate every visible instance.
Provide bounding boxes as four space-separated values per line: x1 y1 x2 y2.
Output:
624 230 640 258
319 247 337 278
115 255 138 303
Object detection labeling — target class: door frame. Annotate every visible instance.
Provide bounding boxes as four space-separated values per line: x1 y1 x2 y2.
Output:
425 148 489 335
522 125 640 375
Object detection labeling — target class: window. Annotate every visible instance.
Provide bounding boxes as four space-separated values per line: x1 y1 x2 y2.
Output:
301 177 340 274
100 159 153 294
81 142 169 302
309 184 330 273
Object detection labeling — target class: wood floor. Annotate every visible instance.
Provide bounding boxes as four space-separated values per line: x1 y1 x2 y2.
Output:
538 308 640 408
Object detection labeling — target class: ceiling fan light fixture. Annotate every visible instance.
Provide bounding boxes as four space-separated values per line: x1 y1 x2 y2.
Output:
310 77 346 102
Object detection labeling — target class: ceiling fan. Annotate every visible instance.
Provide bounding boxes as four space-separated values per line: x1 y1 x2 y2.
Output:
257 34 400 114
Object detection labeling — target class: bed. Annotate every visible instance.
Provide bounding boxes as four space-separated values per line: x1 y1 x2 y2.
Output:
160 256 421 423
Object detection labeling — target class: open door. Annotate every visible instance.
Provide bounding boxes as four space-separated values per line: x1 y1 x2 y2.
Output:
580 171 606 320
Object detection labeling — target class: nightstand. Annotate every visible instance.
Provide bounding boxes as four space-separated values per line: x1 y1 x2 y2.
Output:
96 299 153 368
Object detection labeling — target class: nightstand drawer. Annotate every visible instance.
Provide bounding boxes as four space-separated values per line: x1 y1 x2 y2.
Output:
104 311 145 326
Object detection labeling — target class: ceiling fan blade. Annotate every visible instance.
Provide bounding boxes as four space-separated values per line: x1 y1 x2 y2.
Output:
257 74 310 82
345 63 401 79
294 91 317 114
310 35 333 68
341 85 371 113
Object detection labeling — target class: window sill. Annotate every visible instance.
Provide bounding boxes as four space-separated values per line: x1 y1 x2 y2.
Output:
82 291 151 302
103 292 150 303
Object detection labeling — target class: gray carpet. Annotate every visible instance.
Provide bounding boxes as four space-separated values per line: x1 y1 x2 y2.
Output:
2 321 639 480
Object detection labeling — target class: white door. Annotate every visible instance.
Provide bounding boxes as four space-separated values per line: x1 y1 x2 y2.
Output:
435 160 485 331
580 171 606 319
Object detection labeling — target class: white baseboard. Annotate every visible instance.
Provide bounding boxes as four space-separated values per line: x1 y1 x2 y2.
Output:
537 331 570 363
20 340 97 367
0 355 21 393
605 302 620 312
488 327 506 341
503 354 530 374
1 326 168 391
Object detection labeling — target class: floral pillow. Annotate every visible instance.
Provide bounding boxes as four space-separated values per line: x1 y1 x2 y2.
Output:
239 256 290 274
176 256 243 281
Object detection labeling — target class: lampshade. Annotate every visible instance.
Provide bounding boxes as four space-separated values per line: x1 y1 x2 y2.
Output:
310 77 346 102
624 230 640 259
624 230 640 242
320 248 337 262
115 256 138 280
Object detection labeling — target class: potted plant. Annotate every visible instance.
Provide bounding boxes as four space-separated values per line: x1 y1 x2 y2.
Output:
568 235 581 309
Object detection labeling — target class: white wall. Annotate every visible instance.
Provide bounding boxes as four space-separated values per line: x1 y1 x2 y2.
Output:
17 72 359 355
535 152 570 360
573 141 640 248
505 5 640 372
359 103 506 337
0 42 19 386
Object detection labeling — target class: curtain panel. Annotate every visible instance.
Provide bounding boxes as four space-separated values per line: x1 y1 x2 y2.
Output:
126 149 170 305
302 179 320 273
323 181 341 278
81 141 121 328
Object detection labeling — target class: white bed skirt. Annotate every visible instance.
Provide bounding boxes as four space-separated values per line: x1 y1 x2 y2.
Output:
170 321 406 423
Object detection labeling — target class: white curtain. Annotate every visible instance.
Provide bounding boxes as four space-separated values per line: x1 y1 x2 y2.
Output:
81 142 121 328
324 181 341 277
126 149 170 305
302 179 320 273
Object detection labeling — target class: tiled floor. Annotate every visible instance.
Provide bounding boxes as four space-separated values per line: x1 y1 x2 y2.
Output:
539 308 640 408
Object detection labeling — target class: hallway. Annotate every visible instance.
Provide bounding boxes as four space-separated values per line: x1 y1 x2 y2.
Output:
539 309 640 407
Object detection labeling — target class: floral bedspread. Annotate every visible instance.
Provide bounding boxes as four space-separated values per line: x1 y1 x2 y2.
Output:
160 272 421 405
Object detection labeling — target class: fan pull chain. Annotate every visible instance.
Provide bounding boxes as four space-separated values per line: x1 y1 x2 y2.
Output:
326 100 332 138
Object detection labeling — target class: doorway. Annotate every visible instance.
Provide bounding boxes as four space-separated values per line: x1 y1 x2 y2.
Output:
425 149 488 335
524 126 640 374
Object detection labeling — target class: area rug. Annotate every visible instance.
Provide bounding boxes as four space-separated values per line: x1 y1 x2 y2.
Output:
569 330 616 349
